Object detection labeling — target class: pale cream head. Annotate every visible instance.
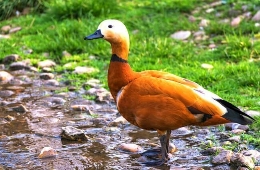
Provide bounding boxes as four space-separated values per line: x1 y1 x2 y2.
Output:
97 19 129 44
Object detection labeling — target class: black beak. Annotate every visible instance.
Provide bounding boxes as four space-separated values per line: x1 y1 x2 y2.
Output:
84 29 104 40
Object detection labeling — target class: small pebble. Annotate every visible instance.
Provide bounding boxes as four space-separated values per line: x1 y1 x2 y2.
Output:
4 115 16 121
212 150 233 164
232 129 245 134
118 143 143 153
228 136 240 143
9 27 22 34
108 116 128 126
39 73 55 80
38 60 56 68
252 10 260 21
201 63 213 69
170 30 191 40
38 147 57 159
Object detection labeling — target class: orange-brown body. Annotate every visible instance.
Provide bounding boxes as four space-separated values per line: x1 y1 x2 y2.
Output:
108 62 229 133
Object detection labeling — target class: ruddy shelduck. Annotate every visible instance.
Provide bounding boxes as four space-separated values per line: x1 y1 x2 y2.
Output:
84 19 254 166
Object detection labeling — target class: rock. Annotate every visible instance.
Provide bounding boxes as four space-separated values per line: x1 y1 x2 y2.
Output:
71 104 89 111
43 79 59 86
0 64 5 70
188 15 196 22
206 8 214 13
17 75 32 84
228 136 240 143
193 30 205 37
211 164 230 170
38 147 57 158
212 150 233 164
62 50 71 57
3 54 20 64
9 27 22 34
242 12 252 19
61 126 89 141
10 104 28 113
68 86 77 91
95 90 113 103
239 144 248 150
242 150 260 162
39 73 55 80
232 129 245 134
118 143 143 153
0 90 15 97
252 10 260 21
43 97 66 105
0 101 8 106
172 127 193 137
208 1 222 8
89 55 97 60
83 79 101 88
231 153 255 169
201 63 213 69
108 116 128 126
0 34 10 39
4 115 16 121
73 66 97 74
23 48 33 55
245 110 260 117
38 60 56 68
170 31 191 40
42 67 53 72
169 143 177 153
6 86 25 93
199 19 210 27
9 62 30 71
103 126 120 133
1 25 11 33
209 44 216 49
63 62 76 69
0 71 13 83
219 18 230 24
237 167 249 170
231 16 242 27
225 123 249 131
221 141 232 146
70 105 94 115
237 125 249 131
241 5 248 12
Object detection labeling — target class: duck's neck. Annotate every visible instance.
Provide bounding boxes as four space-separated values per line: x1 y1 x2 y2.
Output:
111 40 129 61
108 52 137 101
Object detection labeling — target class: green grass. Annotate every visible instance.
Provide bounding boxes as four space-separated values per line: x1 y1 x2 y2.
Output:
0 0 260 147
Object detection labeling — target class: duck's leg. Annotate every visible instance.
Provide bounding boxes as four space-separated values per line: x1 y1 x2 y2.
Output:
142 130 171 166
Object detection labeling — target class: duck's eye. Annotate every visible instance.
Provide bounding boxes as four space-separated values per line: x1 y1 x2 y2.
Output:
108 25 113 28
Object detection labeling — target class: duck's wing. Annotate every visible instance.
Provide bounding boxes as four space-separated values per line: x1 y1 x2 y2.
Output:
141 70 221 99
117 75 253 131
140 70 254 124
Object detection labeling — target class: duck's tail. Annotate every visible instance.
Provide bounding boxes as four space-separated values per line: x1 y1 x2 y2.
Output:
216 99 255 125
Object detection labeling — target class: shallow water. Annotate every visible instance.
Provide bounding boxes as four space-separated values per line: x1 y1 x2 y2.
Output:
0 75 224 170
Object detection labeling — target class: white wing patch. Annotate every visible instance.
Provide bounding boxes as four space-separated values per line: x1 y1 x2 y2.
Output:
194 88 227 114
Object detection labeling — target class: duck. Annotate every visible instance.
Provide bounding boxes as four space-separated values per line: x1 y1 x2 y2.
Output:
84 19 255 166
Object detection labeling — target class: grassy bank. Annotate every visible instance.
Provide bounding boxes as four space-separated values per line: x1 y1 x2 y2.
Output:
0 0 260 146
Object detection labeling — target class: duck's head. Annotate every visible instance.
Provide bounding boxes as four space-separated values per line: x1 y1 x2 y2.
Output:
84 19 129 44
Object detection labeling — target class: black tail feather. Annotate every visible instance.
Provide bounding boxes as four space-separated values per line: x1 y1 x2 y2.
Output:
215 99 255 125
